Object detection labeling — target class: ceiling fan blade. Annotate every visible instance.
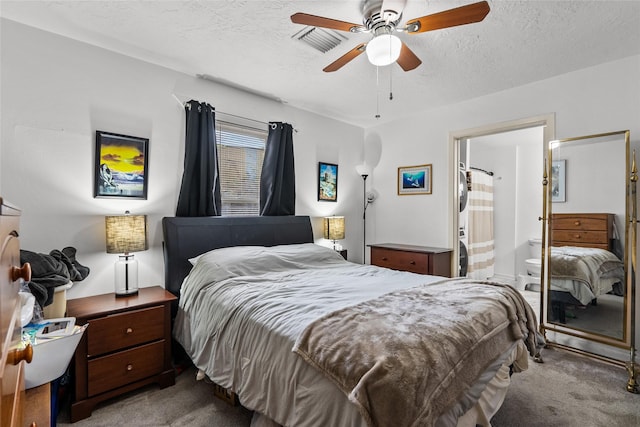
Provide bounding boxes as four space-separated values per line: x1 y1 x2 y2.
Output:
291 13 365 33
405 1 490 34
396 42 422 71
323 43 366 72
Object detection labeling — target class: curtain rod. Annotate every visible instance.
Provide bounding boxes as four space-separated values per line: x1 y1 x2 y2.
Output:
470 166 494 176
217 110 268 127
218 111 298 133
183 101 266 126
181 100 298 133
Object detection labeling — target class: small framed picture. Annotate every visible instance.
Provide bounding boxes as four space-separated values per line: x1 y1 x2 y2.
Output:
551 159 566 203
94 130 149 199
318 162 338 202
398 164 432 195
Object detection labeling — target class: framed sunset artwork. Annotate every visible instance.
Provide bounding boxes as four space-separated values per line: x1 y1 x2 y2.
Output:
94 130 149 199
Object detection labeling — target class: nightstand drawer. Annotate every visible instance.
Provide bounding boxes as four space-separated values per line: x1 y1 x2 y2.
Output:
371 247 429 274
87 305 165 356
88 340 165 397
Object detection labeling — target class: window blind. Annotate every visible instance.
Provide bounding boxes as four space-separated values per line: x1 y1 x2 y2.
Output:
215 120 267 216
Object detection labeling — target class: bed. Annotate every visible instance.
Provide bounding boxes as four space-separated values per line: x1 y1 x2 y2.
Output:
162 215 542 427
548 213 625 323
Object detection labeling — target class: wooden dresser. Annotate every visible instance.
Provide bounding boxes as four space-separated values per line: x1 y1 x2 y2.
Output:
369 243 453 277
67 286 176 422
550 213 614 250
1 198 34 427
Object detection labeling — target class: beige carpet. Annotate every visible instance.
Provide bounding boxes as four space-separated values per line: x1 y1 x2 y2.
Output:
56 291 638 426
56 346 639 427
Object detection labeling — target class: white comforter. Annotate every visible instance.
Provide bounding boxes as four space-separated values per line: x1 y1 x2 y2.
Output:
173 243 530 427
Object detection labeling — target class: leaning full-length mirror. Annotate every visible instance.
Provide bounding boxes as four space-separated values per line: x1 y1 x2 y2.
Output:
542 131 633 351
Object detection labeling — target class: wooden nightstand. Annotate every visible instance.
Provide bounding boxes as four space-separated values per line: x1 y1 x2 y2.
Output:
369 243 453 277
67 286 176 422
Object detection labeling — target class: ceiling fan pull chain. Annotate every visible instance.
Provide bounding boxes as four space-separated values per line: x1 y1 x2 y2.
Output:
389 66 393 101
375 66 381 119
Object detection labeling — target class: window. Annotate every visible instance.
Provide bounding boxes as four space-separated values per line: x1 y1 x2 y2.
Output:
216 120 267 215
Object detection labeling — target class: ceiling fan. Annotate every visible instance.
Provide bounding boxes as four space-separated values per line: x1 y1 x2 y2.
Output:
291 0 490 72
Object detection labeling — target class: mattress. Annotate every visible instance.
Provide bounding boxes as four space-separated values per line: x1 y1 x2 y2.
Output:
174 243 540 427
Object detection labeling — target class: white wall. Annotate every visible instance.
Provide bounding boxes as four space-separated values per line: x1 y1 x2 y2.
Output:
552 137 625 228
0 19 365 299
367 54 640 359
367 55 640 249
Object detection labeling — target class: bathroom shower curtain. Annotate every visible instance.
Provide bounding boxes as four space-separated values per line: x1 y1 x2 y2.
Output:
467 170 495 280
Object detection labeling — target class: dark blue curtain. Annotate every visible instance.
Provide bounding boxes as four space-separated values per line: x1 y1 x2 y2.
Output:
260 122 295 216
176 100 221 216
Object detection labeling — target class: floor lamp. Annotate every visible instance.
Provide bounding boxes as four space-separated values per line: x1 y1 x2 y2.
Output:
356 164 372 263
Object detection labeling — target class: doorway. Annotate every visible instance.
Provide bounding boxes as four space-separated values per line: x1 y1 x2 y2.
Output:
449 115 555 287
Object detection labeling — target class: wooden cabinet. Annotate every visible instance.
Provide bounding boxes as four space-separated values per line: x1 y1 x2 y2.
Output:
369 243 453 277
67 286 176 422
24 383 50 427
550 213 614 250
1 198 33 427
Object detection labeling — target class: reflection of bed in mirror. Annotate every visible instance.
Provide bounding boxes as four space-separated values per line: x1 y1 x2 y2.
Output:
548 213 624 334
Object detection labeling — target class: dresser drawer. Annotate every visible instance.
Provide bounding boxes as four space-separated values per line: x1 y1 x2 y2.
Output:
371 247 429 274
87 305 164 357
88 340 164 397
551 230 609 245
552 216 610 231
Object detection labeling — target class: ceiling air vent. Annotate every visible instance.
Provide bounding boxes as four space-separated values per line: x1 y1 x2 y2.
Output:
292 27 347 53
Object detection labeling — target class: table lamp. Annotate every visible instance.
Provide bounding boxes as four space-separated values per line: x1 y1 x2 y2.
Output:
105 211 147 297
323 216 345 250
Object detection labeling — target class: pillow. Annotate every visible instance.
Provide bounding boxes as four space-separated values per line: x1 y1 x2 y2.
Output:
189 243 345 276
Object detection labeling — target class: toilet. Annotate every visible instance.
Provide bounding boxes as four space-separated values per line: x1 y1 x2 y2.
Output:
521 238 542 290
525 238 542 276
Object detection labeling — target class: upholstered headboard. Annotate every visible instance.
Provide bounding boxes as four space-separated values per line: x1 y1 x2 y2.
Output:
161 215 314 298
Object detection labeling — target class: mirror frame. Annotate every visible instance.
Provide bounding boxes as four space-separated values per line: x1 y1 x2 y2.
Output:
541 130 634 351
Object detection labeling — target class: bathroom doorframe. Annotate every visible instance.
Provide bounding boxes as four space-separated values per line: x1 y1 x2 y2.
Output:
448 114 556 278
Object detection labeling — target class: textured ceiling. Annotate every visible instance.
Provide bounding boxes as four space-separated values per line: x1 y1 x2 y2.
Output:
2 1 640 128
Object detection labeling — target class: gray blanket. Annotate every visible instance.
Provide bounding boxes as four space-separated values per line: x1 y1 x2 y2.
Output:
293 279 540 427
550 246 624 292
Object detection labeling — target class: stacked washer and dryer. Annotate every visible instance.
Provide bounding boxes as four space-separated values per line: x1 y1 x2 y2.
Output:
459 163 469 277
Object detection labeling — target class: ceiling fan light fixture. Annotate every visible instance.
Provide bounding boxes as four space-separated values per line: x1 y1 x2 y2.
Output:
365 34 401 66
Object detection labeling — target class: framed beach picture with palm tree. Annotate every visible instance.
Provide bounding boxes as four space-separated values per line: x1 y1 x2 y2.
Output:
318 162 338 202
94 130 149 199
398 164 432 195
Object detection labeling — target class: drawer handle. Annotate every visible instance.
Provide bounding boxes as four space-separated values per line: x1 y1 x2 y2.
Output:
409 261 416 265
7 343 33 365
382 257 388 261
11 262 32 282
574 234 581 239
126 327 133 334
574 221 581 226
127 364 133 371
